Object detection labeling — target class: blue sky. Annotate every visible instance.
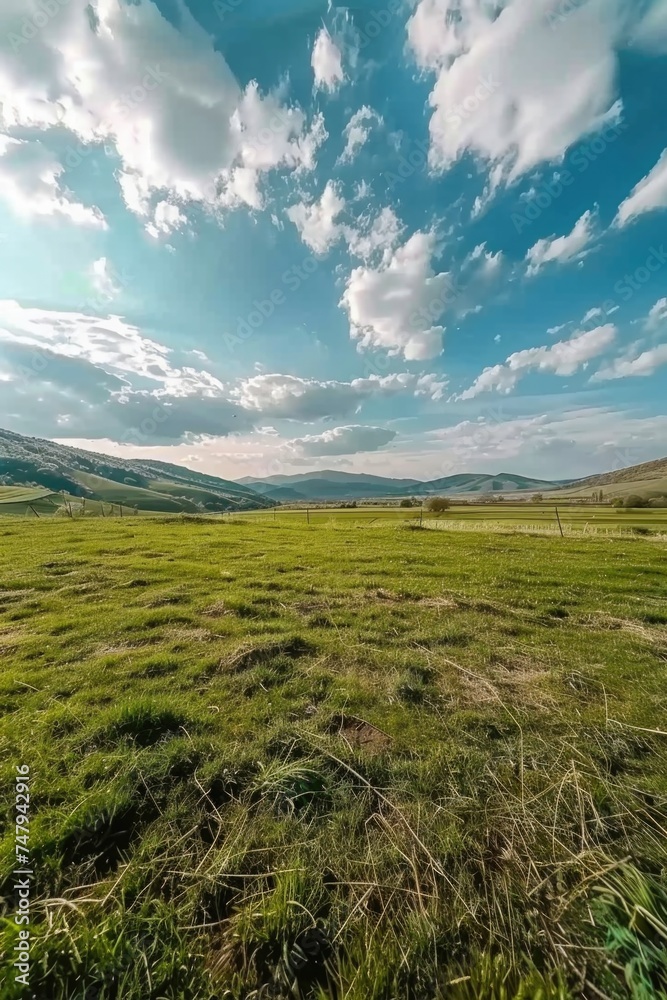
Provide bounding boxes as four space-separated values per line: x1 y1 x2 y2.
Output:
1 0 667 482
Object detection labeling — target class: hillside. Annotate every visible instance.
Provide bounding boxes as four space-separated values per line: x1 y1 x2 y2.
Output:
0 429 274 513
551 456 667 500
398 472 569 496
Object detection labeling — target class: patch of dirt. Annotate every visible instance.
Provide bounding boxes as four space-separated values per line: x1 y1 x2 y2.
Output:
223 636 316 673
328 713 392 754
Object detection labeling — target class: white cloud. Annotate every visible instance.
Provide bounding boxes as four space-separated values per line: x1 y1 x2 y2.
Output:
0 0 324 226
286 182 346 255
233 371 447 420
284 424 396 457
0 135 106 227
311 27 345 92
408 0 627 184
0 299 184 385
146 200 187 239
340 231 452 360
592 343 667 381
89 258 120 300
582 307 604 325
340 229 505 360
427 407 667 478
525 209 597 275
345 206 404 262
632 1 667 54
646 297 667 332
338 106 381 163
615 148 667 226
458 324 617 398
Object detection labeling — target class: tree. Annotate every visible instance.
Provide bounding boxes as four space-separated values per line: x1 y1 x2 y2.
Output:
623 494 647 509
399 499 414 508
611 498 624 508
425 496 450 513
531 493 544 503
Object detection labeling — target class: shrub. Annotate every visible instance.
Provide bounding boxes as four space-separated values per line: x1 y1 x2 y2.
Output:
425 496 450 512
623 495 648 509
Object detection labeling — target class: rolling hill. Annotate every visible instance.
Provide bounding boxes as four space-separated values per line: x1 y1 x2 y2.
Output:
0 429 274 513
550 456 667 500
240 470 572 500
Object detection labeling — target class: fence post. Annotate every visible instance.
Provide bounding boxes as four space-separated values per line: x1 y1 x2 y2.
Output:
420 504 423 527
555 506 564 538
306 508 310 525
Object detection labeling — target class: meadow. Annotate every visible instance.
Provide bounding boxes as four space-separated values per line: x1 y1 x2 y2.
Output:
0 516 666 999
242 503 667 535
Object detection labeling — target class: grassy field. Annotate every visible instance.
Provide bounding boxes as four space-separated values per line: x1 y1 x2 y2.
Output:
0 517 666 999
243 503 667 534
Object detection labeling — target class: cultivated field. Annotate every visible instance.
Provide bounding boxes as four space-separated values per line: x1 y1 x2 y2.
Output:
0 517 666 999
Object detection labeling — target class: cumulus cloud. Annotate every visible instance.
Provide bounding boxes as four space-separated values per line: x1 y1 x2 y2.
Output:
345 206 404 263
233 371 447 420
407 0 627 185
0 135 106 227
284 425 396 457
338 106 381 163
457 325 617 399
286 182 346 254
0 0 324 228
340 231 452 360
0 300 448 443
340 229 504 360
592 343 667 381
311 27 345 92
525 209 597 275
146 200 187 239
615 148 667 226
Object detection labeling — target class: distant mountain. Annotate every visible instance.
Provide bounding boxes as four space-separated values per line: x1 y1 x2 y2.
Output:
0 429 273 513
239 469 572 501
239 471 421 488
251 484 308 502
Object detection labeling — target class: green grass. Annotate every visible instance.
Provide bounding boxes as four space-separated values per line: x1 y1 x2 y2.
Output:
0 517 666 999
0 486 57 505
244 502 667 533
